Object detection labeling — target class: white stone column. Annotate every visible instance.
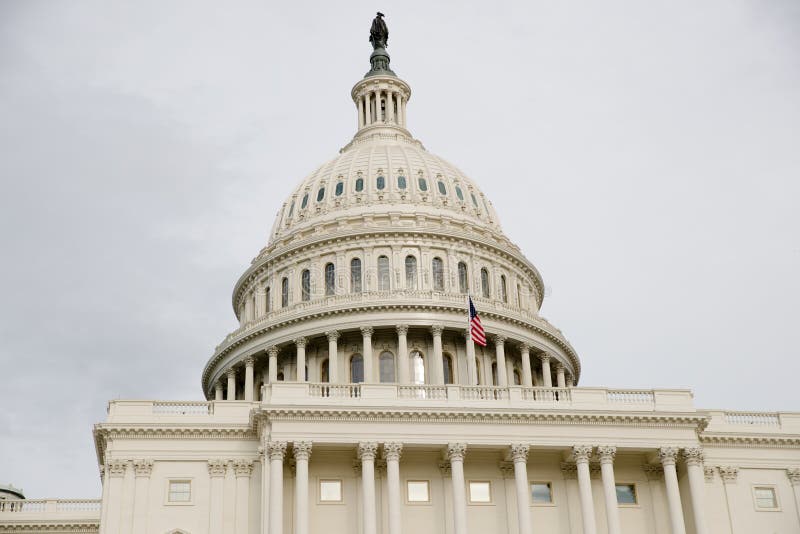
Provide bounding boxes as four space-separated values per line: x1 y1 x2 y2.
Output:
432 325 444 384
510 445 531 534
359 442 379 534
660 447 687 534
401 96 407 127
227 368 237 400
787 469 800 525
373 90 381 122
268 346 279 383
598 446 622 534
361 326 374 382
555 363 566 389
215 380 224 401
258 286 267 318
294 442 312 534
574 445 597 534
387 90 394 123
295 337 307 382
208 460 227 533
683 447 709 534
358 96 365 128
268 441 287 534
448 443 468 534
494 335 508 387
326 330 340 383
520 343 533 387
364 94 372 125
465 330 477 385
540 353 553 388
384 443 403 534
234 460 253 534
397 325 409 384
101 461 127 534
244 357 255 401
131 460 152 534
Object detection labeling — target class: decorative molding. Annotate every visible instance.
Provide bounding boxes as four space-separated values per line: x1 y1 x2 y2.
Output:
383 442 403 461
293 441 313 461
597 445 617 465
683 446 704 467
294 337 307 348
244 357 255 367
659 447 680 467
268 441 287 461
207 459 228 477
431 324 444 336
267 346 279 358
325 330 340 342
572 445 593 463
447 443 467 462
493 334 506 345
718 466 739 483
132 459 153 477
438 461 451 477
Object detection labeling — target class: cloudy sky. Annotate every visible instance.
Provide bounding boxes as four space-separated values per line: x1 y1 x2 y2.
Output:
1 1 798 498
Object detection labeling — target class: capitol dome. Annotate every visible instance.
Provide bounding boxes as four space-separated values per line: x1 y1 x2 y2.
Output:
202 34 580 399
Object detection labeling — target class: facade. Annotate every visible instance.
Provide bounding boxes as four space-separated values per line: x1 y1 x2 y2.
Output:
2 18 800 534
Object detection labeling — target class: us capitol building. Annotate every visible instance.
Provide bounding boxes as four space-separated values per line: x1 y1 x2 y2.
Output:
2 14 799 534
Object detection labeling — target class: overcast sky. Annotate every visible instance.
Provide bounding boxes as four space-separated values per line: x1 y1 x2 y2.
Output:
1 0 798 499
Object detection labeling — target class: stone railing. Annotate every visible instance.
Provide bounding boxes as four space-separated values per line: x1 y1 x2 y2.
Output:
398 385 447 400
723 411 781 426
0 498 101 514
152 401 214 415
607 390 655 404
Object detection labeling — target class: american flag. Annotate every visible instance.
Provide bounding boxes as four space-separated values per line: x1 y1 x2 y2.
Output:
468 296 486 346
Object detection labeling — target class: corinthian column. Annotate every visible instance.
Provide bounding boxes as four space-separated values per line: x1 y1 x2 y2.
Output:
358 442 379 534
361 326 374 382
510 445 531 534
326 331 340 383
294 442 312 534
396 325 409 384
447 443 468 534
598 446 621 534
227 368 237 400
244 357 255 401
431 325 444 384
268 346 279 383
573 445 597 534
660 447 687 534
494 335 508 386
384 443 403 534
520 343 532 387
268 441 287 534
540 354 552 388
683 447 709 534
295 337 307 382
234 460 254 534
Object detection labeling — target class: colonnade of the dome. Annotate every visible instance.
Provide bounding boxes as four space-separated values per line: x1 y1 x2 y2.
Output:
352 75 410 131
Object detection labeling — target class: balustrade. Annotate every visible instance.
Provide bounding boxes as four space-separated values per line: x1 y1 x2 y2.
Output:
724 411 780 426
606 390 654 404
152 401 213 415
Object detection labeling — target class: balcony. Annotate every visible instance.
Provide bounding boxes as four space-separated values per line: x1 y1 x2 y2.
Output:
0 499 100 526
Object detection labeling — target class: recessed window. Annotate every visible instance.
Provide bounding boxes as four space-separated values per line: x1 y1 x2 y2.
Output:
615 484 637 505
168 481 191 502
405 255 418 289
418 177 428 191
316 187 325 202
350 258 362 293
531 482 553 504
407 480 430 502
437 180 447 195
378 255 390 291
301 193 309 209
301 269 311 301
376 175 385 190
288 201 295 217
432 257 444 291
379 351 395 383
320 480 342 502
335 181 344 196
397 175 407 189
468 481 492 503
324 262 335 296
455 186 464 201
355 177 364 192
753 486 778 510
471 192 478 207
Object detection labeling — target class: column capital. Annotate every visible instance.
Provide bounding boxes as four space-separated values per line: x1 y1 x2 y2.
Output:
597 445 617 464
396 324 409 336
519 342 531 353
207 459 228 477
510 444 529 463
233 459 254 477
786 468 800 485
463 329 471 341
294 441 313 461
132 459 153 477
107 459 129 477
718 466 739 483
703 466 715 482
554 361 565 372
294 337 307 348
325 330 340 342
560 462 578 480
493 334 506 345
438 461 452 477
267 345 279 358
498 461 515 478
431 324 444 336
659 446 680 467
360 326 374 337
244 356 255 367
642 464 664 481
358 441 379 461
572 445 593 463
383 442 403 461
268 441 288 461
683 446 704 467
539 352 551 363
447 443 467 462
226 367 237 378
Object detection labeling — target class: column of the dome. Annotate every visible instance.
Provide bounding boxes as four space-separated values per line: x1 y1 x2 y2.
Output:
384 443 403 534
295 337 307 382
510 445 532 534
447 443 468 534
214 380 224 401
573 445 598 534
358 442 378 534
464 330 476 386
361 327 374 382
244 357 255 401
520 343 533 387
358 97 365 129
226 368 237 400
365 93 372 126
598 446 622 534
396 325 409 384
326 331 340 383
386 90 394 123
556 363 566 389
431 325 444 385
373 88 381 123
268 441 287 534
494 335 508 387
268 346 278 383
401 96 407 127
541 353 553 387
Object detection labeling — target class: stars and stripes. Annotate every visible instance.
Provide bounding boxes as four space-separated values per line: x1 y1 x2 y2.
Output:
468 296 486 346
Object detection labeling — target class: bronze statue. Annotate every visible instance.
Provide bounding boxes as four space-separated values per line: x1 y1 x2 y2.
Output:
369 12 388 49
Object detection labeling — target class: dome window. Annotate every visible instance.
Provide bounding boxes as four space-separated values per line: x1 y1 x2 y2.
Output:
397 175 407 189
288 201 295 217
471 192 479 207
316 187 325 202
335 181 344 196
301 269 311 301
455 186 464 201
355 177 364 192
418 177 428 192
437 181 447 195
350 258 362 292
324 263 335 296
458 262 468 294
432 257 444 291
376 175 385 190
281 277 289 308
301 193 309 209
480 268 490 298
377 255 390 291
405 255 418 289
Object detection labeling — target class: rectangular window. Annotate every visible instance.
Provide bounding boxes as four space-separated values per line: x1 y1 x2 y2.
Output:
168 480 191 502
615 483 637 505
406 480 430 503
319 480 342 502
531 482 553 504
753 486 778 510
468 481 492 503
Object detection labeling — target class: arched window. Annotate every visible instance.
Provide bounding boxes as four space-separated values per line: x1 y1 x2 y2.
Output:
355 177 364 192
432 257 444 291
513 369 522 385
350 354 364 383
350 258 362 293
335 181 344 196
301 193 309 209
455 186 464 201
471 192 479 207
379 351 395 383
281 277 289 307
411 351 425 384
418 177 428 191
458 262 468 294
491 362 498 386
500 275 508 303
265 286 271 313
480 268 490 298
397 175 407 189
437 180 447 195
316 187 325 202
376 175 385 190
378 255 390 291
475 357 482 385
320 359 329 383
288 201 295 217
301 269 311 301
405 255 418 289
324 263 335 296
443 354 454 385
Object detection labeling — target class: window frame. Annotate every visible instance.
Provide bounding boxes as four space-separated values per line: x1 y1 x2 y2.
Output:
376 175 385 190
457 261 468 294
335 181 344 196
615 483 639 507
467 480 494 505
752 485 780 511
281 277 289 308
530 481 555 506
165 478 194 506
355 177 364 192
316 186 325 202
318 479 344 504
405 480 432 504
397 175 407 189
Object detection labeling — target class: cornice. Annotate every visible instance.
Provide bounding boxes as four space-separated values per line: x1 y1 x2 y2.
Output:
699 433 800 449
0 523 99 533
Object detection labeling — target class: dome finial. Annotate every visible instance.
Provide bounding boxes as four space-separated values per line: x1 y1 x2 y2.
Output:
366 12 395 77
